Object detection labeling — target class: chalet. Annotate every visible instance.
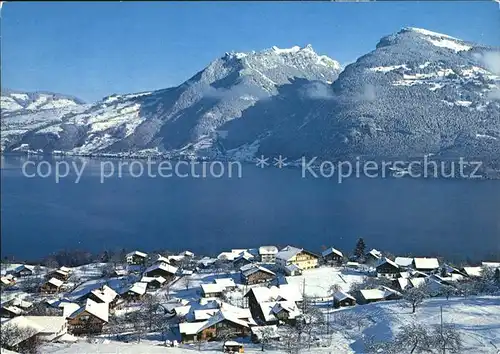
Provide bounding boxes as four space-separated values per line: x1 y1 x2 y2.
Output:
214 278 237 291
67 298 109 335
355 287 402 305
197 257 217 269
364 249 382 266
40 278 64 294
392 277 428 291
125 250 148 265
270 301 301 324
141 276 167 290
333 291 356 308
259 246 278 263
11 265 34 277
413 258 440 273
244 285 303 324
322 247 343 265
87 285 118 308
144 263 178 282
240 264 276 285
233 254 253 269
275 246 319 273
376 258 400 278
48 269 70 282
394 257 414 269
284 263 302 276
0 305 23 318
7 298 33 312
201 283 224 298
179 310 250 342
461 266 482 278
120 282 147 302
1 274 16 287
152 254 171 266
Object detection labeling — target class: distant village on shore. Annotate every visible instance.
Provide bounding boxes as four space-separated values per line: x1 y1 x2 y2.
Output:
1 239 499 353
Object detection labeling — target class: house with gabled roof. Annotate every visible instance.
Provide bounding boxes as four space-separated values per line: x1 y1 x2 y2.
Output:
376 258 400 278
333 291 356 308
275 246 319 274
179 310 251 342
11 265 34 277
67 298 109 335
1 274 16 288
40 278 64 294
47 269 70 282
394 257 414 269
141 276 167 290
125 251 148 265
461 266 482 278
365 249 382 266
144 263 177 282
87 285 118 308
240 264 275 285
413 258 440 273
259 246 278 263
354 286 402 305
119 282 147 302
322 247 344 265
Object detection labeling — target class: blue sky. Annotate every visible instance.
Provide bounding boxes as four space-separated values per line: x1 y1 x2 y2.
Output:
2 2 499 102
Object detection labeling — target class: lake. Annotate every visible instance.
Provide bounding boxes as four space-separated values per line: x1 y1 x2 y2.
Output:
1 155 499 262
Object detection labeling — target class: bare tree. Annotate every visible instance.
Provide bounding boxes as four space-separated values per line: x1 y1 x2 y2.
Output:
258 326 276 351
431 323 463 353
439 285 457 300
280 326 301 354
365 323 434 354
403 285 429 313
181 276 192 290
1 322 41 353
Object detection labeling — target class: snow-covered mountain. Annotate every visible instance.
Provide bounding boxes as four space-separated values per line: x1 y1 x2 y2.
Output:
2 28 499 164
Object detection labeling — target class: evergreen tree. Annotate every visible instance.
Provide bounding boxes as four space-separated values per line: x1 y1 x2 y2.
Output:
354 238 366 259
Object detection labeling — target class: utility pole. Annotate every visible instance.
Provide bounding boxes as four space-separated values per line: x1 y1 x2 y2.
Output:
441 305 445 354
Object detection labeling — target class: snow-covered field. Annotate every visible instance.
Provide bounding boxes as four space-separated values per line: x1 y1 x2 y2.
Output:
39 295 500 354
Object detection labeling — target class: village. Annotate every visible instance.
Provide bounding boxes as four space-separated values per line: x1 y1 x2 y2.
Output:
1 240 499 354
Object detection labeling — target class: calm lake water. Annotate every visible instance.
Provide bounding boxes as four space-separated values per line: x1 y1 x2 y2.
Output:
1 155 499 261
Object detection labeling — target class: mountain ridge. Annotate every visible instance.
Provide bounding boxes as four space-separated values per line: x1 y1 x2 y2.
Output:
2 28 499 167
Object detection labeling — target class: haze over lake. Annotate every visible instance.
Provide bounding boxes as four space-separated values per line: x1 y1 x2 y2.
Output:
1 155 499 261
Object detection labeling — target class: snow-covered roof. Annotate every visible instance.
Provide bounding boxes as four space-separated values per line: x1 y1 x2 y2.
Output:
22 315 67 335
68 298 109 323
285 263 301 273
183 250 194 257
462 266 482 277
140 276 166 284
214 278 236 288
245 284 303 304
224 341 242 347
322 247 343 258
376 257 399 269
201 283 224 295
59 266 71 273
126 250 147 258
179 321 206 335
13 265 34 273
144 263 178 276
241 264 275 277
194 309 219 321
366 249 382 259
2 306 23 315
90 285 118 303
409 278 426 288
272 301 301 319
10 298 33 309
125 282 147 295
259 246 278 255
197 310 249 332
47 277 64 287
276 246 303 261
333 291 355 302
395 257 414 267
359 289 386 300
346 261 360 267
482 262 500 269
153 255 170 264
413 258 440 270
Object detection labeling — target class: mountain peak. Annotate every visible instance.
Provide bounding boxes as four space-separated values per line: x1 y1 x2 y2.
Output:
377 27 473 53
